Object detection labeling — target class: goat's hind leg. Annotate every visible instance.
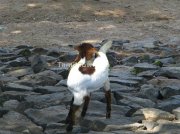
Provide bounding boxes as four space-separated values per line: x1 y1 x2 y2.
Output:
104 79 111 118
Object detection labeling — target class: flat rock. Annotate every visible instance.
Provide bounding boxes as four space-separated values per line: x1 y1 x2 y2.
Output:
16 70 63 86
91 92 116 104
137 70 157 78
155 67 180 79
148 76 180 89
118 95 156 108
2 83 33 92
172 107 180 120
0 91 40 101
0 111 43 134
134 63 158 72
110 83 137 93
25 92 71 108
0 75 18 86
7 67 33 78
133 108 175 121
160 86 180 98
158 95 180 112
6 57 29 67
81 116 143 132
86 101 131 118
110 77 139 87
25 105 68 128
33 85 67 94
153 122 180 134
0 130 22 134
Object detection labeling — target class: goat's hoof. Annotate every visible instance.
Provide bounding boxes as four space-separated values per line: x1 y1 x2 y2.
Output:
66 125 73 132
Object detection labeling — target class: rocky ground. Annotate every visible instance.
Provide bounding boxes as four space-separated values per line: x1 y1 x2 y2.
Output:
0 38 180 134
0 0 180 134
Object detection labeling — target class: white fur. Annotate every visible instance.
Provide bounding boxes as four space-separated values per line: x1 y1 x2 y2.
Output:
67 52 110 105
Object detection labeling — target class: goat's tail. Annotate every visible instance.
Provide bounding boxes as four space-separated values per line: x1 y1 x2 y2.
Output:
99 40 112 53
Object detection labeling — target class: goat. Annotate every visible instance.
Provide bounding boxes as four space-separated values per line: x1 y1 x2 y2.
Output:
65 41 112 132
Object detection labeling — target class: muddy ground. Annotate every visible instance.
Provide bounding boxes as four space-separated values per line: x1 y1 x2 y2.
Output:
0 0 180 47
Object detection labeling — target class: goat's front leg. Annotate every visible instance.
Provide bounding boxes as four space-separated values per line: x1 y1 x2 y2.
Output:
81 95 90 118
104 79 111 118
66 92 84 132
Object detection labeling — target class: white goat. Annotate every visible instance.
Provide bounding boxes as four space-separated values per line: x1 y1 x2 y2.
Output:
65 41 112 131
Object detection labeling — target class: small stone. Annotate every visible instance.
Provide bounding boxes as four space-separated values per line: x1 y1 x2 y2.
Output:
142 120 158 130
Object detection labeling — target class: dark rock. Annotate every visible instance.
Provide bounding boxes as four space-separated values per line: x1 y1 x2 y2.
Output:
25 92 71 108
87 101 131 118
2 83 33 92
33 85 67 94
110 77 139 87
80 116 143 131
0 111 43 134
56 79 67 87
157 57 175 65
16 70 62 86
121 56 139 66
0 75 18 87
15 45 33 49
0 107 9 118
139 84 159 101
32 47 48 55
134 63 158 73
29 54 48 73
106 51 121 66
118 95 156 108
24 105 68 127
123 38 160 50
7 57 29 67
91 92 116 104
0 130 22 134
17 48 31 58
0 91 40 101
59 51 77 62
137 70 157 78
50 67 69 79
160 86 180 98
45 123 89 134
110 83 137 93
158 95 180 112
155 67 180 79
172 107 180 120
